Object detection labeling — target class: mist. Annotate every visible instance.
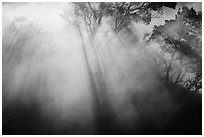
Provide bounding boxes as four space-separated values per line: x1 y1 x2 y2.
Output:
2 2 202 135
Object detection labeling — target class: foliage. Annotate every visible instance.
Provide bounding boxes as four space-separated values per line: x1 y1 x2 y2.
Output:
148 6 202 92
63 2 177 34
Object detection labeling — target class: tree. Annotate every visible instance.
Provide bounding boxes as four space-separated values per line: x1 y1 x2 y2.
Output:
62 2 177 35
102 2 177 33
148 6 202 92
61 3 180 134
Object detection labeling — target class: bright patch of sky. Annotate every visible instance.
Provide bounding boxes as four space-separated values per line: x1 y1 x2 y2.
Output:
135 2 202 36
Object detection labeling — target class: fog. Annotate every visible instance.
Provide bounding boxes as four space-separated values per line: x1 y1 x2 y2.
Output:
2 3 201 135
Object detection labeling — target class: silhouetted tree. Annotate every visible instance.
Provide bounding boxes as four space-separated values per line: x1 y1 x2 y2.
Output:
61 3 181 134
148 6 202 92
66 2 177 34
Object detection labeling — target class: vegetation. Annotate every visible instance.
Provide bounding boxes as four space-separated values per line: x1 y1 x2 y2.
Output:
61 2 202 134
148 6 202 93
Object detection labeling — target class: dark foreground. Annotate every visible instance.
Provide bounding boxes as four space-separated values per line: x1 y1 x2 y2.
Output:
2 87 202 135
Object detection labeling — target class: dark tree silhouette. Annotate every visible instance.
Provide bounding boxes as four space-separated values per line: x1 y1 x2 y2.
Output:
148 6 202 92
62 2 177 35
61 2 179 134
